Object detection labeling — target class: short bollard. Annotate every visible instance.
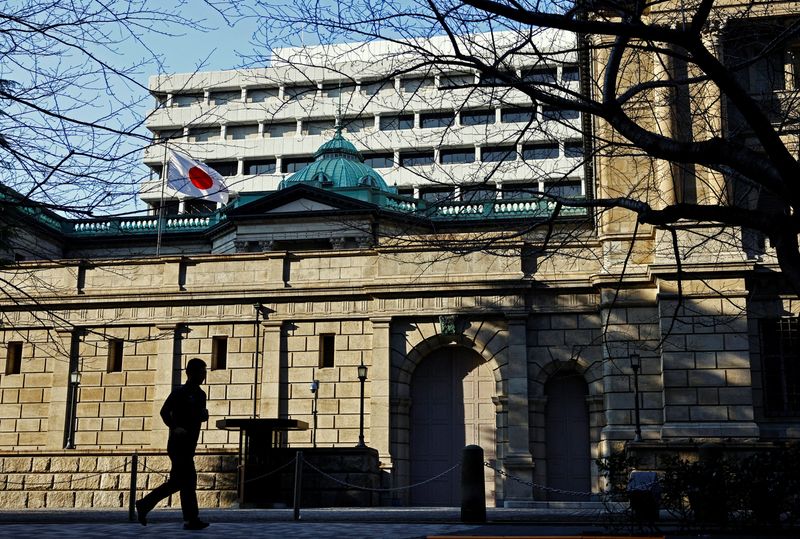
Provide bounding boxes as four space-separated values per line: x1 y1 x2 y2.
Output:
293 451 303 521
128 453 138 522
461 444 486 523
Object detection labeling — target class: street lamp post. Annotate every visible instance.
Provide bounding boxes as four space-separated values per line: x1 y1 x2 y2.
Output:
357 361 368 448
65 369 81 449
310 372 319 448
630 353 642 442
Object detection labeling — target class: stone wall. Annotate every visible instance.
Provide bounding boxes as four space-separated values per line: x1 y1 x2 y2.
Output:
0 451 237 509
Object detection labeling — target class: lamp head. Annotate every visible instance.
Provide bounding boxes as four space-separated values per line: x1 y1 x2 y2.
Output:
69 370 81 385
310 379 319 393
357 362 367 380
630 352 641 370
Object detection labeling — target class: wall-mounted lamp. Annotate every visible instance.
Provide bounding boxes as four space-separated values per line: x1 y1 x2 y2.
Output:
630 353 642 442
357 360 368 448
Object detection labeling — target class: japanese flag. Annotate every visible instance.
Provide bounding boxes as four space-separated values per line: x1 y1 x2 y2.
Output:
167 151 229 204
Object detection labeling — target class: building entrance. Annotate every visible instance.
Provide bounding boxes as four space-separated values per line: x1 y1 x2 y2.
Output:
409 346 495 506
544 371 591 500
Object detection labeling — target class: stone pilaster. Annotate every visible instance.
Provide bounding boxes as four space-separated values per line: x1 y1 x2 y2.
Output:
47 329 81 449
369 317 392 468
260 320 283 418
502 316 534 506
150 324 183 449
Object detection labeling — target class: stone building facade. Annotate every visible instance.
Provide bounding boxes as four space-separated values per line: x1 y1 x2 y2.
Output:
2 0 800 510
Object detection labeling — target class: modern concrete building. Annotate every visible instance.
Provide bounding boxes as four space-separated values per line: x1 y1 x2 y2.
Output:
1 1 799 511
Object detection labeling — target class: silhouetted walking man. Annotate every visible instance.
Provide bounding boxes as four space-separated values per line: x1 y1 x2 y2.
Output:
136 357 209 530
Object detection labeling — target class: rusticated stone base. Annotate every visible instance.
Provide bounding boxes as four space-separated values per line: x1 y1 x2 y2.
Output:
0 450 237 509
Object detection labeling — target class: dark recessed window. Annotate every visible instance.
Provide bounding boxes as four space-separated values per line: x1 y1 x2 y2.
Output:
420 187 453 203
5 342 22 375
562 65 581 82
152 200 179 216
440 148 475 165
226 124 259 140
265 122 296 138
361 80 390 96
245 159 277 175
184 199 216 214
173 93 204 107
284 85 317 100
107 339 124 373
522 66 557 83
402 77 434 93
207 161 238 176
545 181 583 198
247 88 279 103
480 71 514 86
481 146 516 163
322 83 355 98
440 74 474 89
363 152 394 169
564 140 584 158
761 318 800 416
380 114 414 131
282 157 313 173
420 112 454 129
397 187 414 197
462 185 496 202
187 127 220 142
319 334 335 368
542 107 580 121
304 120 336 136
501 107 536 123
343 117 373 133
502 182 538 199
522 143 559 160
400 151 435 167
210 90 240 105
461 109 495 126
154 129 183 141
211 336 228 370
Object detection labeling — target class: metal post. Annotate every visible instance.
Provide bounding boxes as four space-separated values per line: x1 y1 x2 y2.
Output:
356 361 367 448
293 451 304 521
253 303 262 419
310 375 319 448
128 452 138 522
631 357 642 442
461 445 486 523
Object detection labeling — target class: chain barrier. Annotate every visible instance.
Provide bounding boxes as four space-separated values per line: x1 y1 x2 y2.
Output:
301 456 461 492
3 462 129 489
483 460 595 498
242 454 299 484
139 460 169 480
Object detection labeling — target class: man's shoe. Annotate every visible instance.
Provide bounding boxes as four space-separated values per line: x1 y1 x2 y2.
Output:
135 500 148 526
183 520 210 530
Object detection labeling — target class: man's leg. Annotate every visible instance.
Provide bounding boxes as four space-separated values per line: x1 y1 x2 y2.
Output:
136 455 181 525
173 454 199 523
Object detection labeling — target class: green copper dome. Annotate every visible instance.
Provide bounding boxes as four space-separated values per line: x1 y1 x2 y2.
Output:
279 128 391 191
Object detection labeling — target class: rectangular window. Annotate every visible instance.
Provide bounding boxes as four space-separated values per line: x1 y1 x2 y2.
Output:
304 119 336 136
480 72 514 86
502 182 538 199
460 109 495 126
265 122 296 138
522 66 557 83
545 181 583 198
343 117 372 133
154 129 183 141
380 114 414 131
420 187 453 203
247 88 279 102
397 187 414 197
501 107 536 123
321 83 355 98
363 152 394 169
361 80 389 96
211 336 228 370
481 146 516 163
210 90 240 105
400 151 435 167
440 74 474 89
562 64 581 82
187 127 220 142
420 112 454 129
207 161 238 176
440 148 475 165
284 85 317 100
401 76 434 93
5 342 22 375
462 185 496 202
761 318 800 416
184 199 216 214
319 334 335 368
282 157 313 173
173 93 204 107
107 339 124 373
542 107 580 121
226 124 259 140
522 143 559 160
244 159 276 175
564 140 584 158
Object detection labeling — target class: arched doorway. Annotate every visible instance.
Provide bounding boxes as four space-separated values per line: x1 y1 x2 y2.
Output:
544 371 591 501
409 346 495 506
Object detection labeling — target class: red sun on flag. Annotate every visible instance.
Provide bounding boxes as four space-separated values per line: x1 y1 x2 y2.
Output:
188 167 214 189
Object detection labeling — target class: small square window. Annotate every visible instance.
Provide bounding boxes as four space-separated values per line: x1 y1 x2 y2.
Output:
564 140 584 158
380 115 414 131
211 336 228 370
562 65 581 82
319 334 335 368
522 143 559 160
107 339 124 373
5 342 22 375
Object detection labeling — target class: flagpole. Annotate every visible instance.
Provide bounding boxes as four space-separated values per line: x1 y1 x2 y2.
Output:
156 141 168 256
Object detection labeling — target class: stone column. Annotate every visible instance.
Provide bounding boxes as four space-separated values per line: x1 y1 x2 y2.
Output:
260 320 283 418
502 316 534 507
150 324 184 449
369 318 392 467
47 329 81 449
